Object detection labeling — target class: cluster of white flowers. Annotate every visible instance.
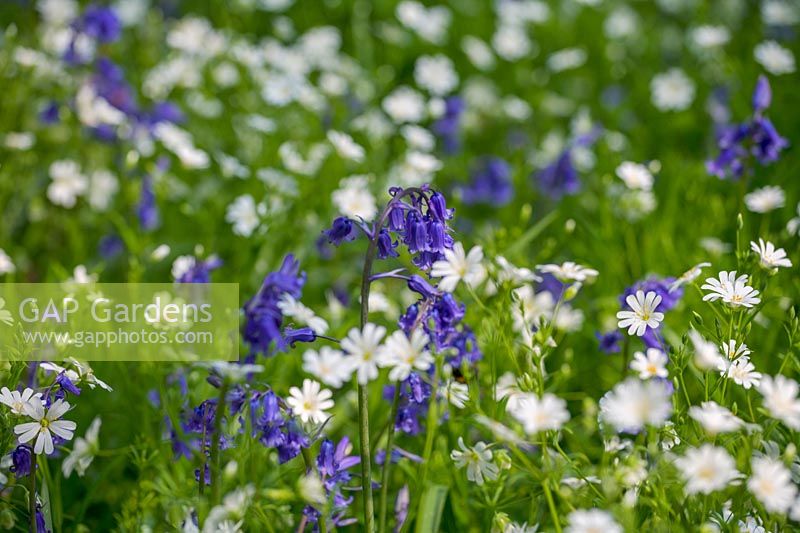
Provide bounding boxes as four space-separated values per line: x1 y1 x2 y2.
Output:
303 323 433 388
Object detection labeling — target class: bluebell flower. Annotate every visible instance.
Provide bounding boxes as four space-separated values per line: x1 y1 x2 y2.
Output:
316 436 360 489
433 96 464 153
427 191 454 222
39 102 60 124
10 445 33 478
751 116 788 164
56 371 81 396
243 254 308 356
36 504 49 533
376 229 399 259
707 75 788 179
142 101 184 127
324 186 455 269
315 235 334 260
80 5 121 43
403 211 428 254
596 331 623 354
284 327 317 347
383 373 434 436
175 256 222 284
535 127 601 198
276 422 309 463
137 176 159 231
459 157 513 207
98 234 124 259
322 216 357 245
537 150 579 197
92 58 136 115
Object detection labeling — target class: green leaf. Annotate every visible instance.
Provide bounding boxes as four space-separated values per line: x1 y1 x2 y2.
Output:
414 484 449 533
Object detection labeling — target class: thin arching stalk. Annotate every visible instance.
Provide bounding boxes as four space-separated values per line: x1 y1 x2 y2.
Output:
356 187 425 533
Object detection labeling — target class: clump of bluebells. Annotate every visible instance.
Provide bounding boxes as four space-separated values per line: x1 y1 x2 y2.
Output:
707 76 788 179
303 437 361 529
323 185 456 270
242 254 313 357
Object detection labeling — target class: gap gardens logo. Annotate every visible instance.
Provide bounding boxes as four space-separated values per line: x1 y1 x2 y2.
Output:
0 284 239 361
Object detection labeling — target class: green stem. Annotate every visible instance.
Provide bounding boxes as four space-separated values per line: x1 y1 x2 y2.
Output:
378 387 402 533
356 384 374 532
210 381 229 505
540 435 562 533
357 187 426 533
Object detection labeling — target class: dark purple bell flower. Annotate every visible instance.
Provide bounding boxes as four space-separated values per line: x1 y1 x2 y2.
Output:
752 75 771 113
537 150 580 198
243 254 307 355
706 75 788 179
56 371 81 396
403 211 429 254
596 331 623 354
323 217 357 246
388 205 406 231
81 5 121 43
460 157 513 207
427 191 454 222
93 58 136 115
137 176 159 232
98 234 124 259
751 116 788 164
535 125 601 198
376 229 399 259
36 504 49 533
284 327 316 348
432 96 464 154
39 102 60 124
277 424 309 463
11 445 33 478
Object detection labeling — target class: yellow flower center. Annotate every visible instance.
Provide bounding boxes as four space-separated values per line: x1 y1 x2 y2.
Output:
40 418 50 429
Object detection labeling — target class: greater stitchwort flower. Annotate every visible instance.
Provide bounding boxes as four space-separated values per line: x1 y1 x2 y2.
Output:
616 290 665 337
14 399 77 455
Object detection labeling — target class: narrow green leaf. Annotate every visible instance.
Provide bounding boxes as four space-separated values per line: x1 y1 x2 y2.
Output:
414 484 448 533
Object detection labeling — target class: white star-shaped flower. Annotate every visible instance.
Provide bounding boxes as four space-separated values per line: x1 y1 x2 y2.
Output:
14 399 77 455
430 242 486 292
616 290 664 336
